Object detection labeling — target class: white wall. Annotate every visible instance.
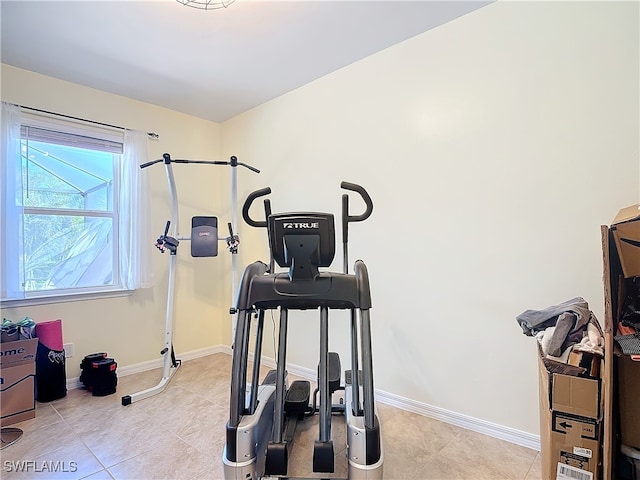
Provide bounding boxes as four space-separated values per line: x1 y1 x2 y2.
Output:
222 1 639 436
0 64 229 379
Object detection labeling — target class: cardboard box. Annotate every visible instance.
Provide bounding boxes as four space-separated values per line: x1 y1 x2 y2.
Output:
619 355 640 450
0 362 36 425
611 204 640 278
1 338 38 426
538 345 603 480
0 337 37 367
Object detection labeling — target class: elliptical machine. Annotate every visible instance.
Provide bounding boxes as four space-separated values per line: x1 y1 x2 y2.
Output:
223 182 383 480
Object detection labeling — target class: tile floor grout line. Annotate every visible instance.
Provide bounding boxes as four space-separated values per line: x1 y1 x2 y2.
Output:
54 388 169 476
521 452 540 480
52 396 113 478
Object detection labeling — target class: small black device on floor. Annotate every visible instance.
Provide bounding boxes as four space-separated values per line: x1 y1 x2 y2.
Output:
79 353 118 397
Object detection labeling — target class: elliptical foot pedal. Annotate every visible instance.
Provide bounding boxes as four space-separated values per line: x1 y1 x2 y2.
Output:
313 439 335 473
264 442 288 476
262 369 278 385
285 380 311 419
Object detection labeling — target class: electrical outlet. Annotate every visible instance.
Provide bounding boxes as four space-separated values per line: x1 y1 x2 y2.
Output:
63 343 73 358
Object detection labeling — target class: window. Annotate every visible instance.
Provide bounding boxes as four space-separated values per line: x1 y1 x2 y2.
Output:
1 103 152 303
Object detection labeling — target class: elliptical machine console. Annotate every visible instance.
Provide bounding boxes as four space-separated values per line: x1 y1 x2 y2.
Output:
223 182 383 480
269 213 335 280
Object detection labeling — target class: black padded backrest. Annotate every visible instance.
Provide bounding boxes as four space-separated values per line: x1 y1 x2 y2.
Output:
191 216 218 257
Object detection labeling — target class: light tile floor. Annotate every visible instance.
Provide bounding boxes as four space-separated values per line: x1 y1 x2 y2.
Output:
1 353 542 479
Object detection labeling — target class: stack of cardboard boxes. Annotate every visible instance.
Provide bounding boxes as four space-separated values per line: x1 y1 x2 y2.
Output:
0 337 38 426
536 203 640 480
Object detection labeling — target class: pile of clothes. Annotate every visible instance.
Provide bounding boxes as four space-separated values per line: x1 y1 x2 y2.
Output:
516 297 604 365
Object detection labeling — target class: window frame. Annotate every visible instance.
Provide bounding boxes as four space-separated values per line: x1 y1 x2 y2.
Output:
2 111 132 305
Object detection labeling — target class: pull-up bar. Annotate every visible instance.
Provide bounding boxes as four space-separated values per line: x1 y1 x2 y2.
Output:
140 153 260 173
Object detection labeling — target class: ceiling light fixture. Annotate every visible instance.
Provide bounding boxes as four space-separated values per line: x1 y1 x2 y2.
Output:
176 0 235 10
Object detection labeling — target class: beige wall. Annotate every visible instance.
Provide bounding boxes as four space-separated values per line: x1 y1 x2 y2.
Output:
1 0 637 439
0 64 230 379
222 1 639 436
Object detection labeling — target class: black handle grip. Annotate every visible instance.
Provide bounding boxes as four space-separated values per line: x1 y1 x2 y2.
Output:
341 181 373 222
242 187 272 228
342 194 349 245
238 162 261 174
140 158 164 169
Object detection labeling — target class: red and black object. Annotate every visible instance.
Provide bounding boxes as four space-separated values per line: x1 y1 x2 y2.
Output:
79 353 118 397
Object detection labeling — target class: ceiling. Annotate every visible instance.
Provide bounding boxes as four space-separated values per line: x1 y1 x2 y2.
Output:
1 0 491 123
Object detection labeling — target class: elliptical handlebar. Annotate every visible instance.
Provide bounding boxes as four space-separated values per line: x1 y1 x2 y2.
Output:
340 181 373 274
340 181 373 223
243 183 372 230
242 182 372 276
242 187 272 228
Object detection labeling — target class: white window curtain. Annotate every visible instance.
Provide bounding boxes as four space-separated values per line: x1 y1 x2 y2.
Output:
1 102 25 299
119 129 153 290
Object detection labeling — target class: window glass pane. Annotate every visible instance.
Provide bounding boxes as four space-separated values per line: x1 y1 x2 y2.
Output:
23 214 114 291
21 139 115 211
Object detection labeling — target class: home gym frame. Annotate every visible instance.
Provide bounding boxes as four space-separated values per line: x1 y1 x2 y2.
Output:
122 152 259 406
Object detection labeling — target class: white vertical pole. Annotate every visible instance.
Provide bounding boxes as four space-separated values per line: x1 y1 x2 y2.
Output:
230 157 238 344
164 160 179 376
166 162 179 240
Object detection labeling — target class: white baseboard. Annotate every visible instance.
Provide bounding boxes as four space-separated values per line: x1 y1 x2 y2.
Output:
253 353 541 452
374 389 540 451
66 344 228 391
67 345 540 452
